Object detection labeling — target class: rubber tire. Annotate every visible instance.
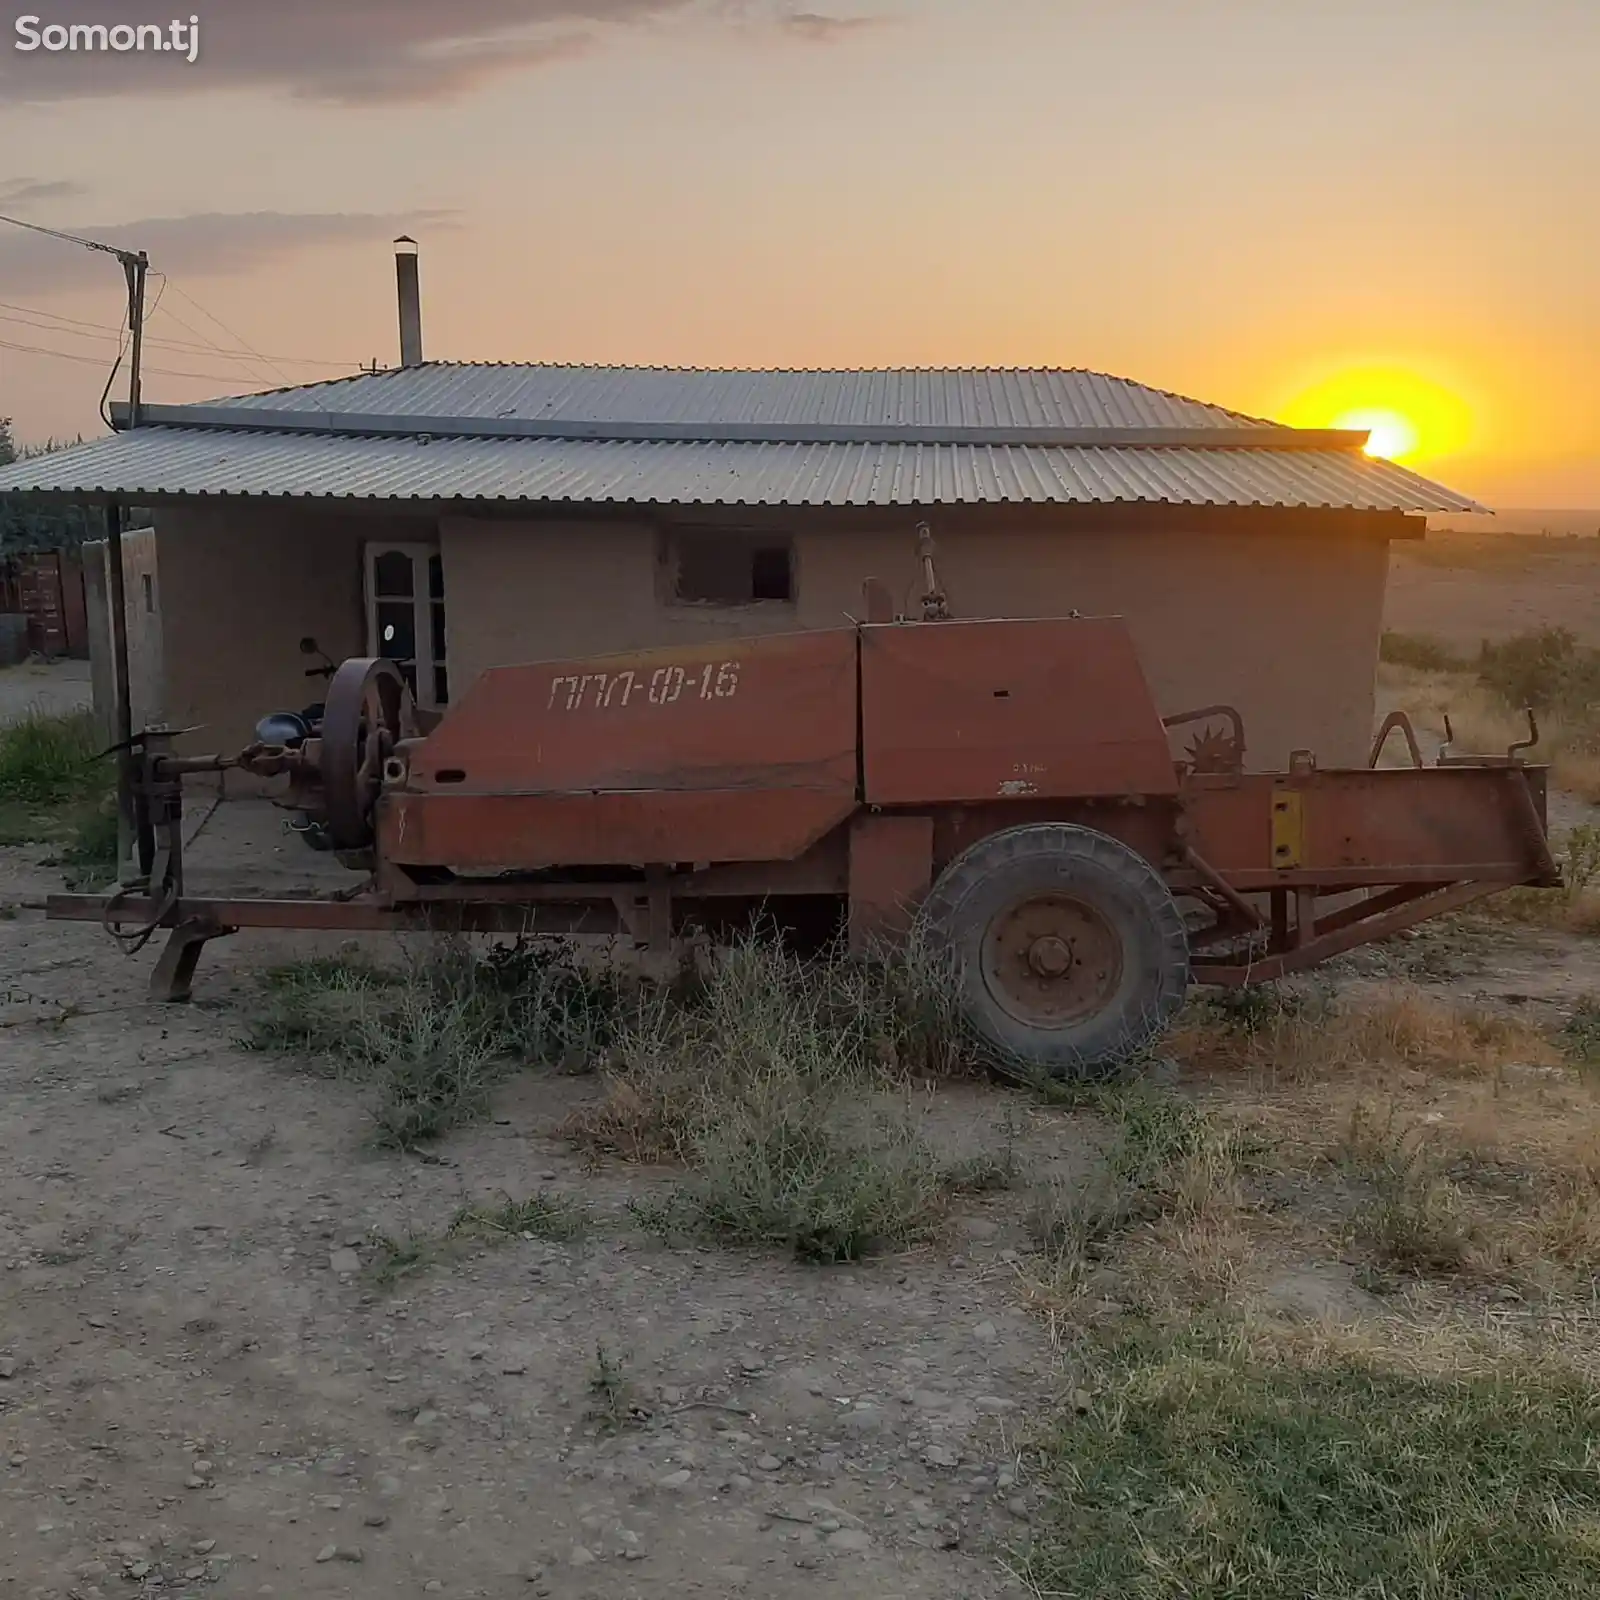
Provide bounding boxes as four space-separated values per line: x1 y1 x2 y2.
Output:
918 823 1190 1081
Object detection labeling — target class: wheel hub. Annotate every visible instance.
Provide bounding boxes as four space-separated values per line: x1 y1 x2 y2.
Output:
1026 934 1073 977
980 893 1124 1028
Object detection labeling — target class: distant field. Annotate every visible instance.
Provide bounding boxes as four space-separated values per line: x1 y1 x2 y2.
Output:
1386 524 1600 648
1430 509 1600 538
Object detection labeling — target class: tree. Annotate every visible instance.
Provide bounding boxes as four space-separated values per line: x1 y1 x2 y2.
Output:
0 418 97 555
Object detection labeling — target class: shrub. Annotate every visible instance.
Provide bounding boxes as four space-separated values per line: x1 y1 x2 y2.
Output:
58 800 120 888
0 709 104 806
1379 630 1468 672
685 1094 948 1262
450 1192 591 1242
1563 823 1600 896
567 931 968 1260
1477 627 1600 719
246 939 635 1148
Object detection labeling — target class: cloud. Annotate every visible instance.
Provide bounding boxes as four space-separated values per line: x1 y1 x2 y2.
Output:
292 32 600 106
1 1 690 105
0 209 459 293
3 1 679 105
0 2 890 105
777 11 887 43
0 177 89 209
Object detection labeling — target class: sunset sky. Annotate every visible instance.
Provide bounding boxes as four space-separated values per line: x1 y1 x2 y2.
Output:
2 0 1596 506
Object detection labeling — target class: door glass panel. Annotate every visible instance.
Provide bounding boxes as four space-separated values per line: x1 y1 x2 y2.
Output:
431 601 447 662
376 601 416 662
374 550 414 597
434 664 449 705
428 553 445 600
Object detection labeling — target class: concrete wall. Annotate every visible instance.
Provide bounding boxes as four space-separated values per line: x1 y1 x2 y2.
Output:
440 518 819 695
440 514 1388 767
155 505 437 753
83 529 165 745
149 504 1389 773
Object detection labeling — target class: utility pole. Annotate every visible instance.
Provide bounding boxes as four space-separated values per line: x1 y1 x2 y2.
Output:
0 214 150 429
121 250 149 427
0 214 151 880
109 248 149 876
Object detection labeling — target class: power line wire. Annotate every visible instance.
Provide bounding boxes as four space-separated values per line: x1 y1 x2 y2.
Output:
164 280 296 389
0 334 264 385
0 211 151 431
145 270 169 329
95 325 128 429
95 270 170 428
0 299 117 332
0 308 264 380
148 293 280 387
0 211 132 257
0 300 355 368
1 214 364 419
148 306 350 367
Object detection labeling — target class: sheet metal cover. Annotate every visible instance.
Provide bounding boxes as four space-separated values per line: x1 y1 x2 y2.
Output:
860 617 1180 806
410 627 859 795
382 788 854 870
1182 766 1547 877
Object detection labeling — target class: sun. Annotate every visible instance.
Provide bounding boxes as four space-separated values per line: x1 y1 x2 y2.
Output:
1334 408 1420 461
1277 366 1474 465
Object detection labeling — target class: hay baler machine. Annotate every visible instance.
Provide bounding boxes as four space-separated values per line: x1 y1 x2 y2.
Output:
52 559 1559 1079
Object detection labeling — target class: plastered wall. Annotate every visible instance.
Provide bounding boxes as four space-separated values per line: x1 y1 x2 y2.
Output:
440 514 1387 768
153 505 1388 774
156 505 437 754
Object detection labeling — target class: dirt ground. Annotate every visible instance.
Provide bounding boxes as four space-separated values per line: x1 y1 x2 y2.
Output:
1 799 1077 1600
0 660 92 725
1385 533 1600 649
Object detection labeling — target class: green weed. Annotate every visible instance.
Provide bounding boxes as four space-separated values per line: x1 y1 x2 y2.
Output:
1025 1325 1600 1599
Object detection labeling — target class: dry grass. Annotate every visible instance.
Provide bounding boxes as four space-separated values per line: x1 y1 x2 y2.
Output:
246 939 632 1149
1331 1097 1600 1294
1335 1102 1482 1276
1172 983 1560 1086
1024 980 1600 1596
1478 823 1600 932
1378 655 1600 802
566 931 973 1262
564 930 963 1163
1024 1088 1262 1316
360 1190 594 1291
1482 888 1600 937
248 928 993 1262
1171 985 1600 1295
1150 981 1600 1305
1022 984 1568 1332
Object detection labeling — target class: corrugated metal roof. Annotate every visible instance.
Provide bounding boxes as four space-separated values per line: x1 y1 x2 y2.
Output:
186 363 1276 433
0 426 1485 513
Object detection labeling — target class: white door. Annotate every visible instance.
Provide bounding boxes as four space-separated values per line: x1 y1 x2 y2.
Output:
365 543 447 708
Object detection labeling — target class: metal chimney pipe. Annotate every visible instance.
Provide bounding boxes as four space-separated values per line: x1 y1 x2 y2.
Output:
394 236 423 368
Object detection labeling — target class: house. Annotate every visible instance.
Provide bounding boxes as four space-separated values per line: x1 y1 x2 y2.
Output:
0 359 1481 771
